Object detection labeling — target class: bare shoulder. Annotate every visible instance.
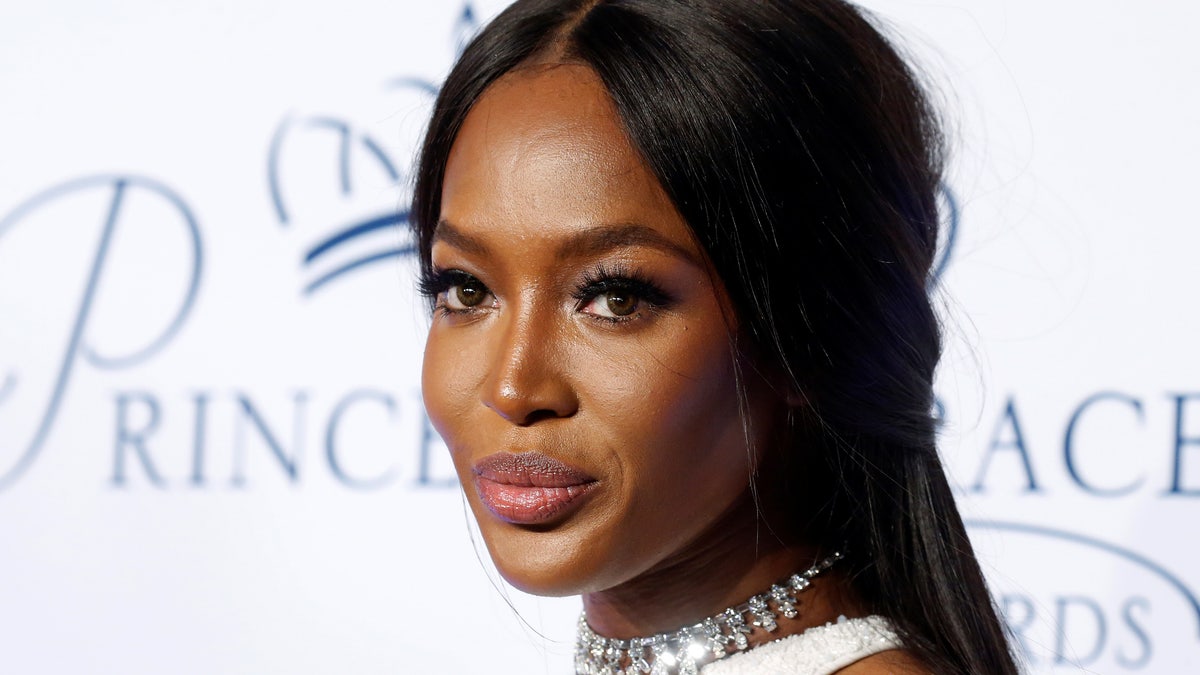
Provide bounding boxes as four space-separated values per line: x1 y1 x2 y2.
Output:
835 649 931 675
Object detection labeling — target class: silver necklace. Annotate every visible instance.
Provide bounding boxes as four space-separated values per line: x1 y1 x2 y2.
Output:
574 550 843 675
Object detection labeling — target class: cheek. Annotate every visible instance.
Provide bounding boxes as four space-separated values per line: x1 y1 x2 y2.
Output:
420 325 479 455
579 321 749 487
568 321 757 577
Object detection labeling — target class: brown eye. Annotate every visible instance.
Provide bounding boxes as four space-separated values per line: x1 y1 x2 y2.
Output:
443 279 492 310
576 272 667 322
455 283 486 307
603 292 638 317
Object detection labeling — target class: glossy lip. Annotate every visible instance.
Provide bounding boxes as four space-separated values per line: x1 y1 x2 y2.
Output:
472 452 598 525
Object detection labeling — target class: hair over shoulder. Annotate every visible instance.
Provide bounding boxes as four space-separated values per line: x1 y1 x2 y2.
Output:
412 1 1019 672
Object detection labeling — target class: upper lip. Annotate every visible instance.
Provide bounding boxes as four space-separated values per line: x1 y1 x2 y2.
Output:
473 452 596 488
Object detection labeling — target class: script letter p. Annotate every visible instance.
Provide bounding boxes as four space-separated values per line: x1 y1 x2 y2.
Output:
0 175 202 490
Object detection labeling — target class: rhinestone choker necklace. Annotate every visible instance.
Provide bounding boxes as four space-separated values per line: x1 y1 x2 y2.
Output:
574 550 842 675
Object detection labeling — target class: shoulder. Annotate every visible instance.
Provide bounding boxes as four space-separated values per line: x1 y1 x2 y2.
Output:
834 649 930 675
702 615 917 675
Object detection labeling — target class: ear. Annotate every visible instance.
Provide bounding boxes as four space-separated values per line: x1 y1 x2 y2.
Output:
749 358 809 410
785 387 809 408
761 363 808 409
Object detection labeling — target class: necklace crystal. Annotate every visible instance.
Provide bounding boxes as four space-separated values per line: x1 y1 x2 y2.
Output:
574 550 843 675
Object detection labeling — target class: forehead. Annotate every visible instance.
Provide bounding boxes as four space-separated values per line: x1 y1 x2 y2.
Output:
439 63 694 252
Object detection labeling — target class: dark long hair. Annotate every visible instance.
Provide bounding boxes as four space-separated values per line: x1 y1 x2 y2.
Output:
412 1 1018 672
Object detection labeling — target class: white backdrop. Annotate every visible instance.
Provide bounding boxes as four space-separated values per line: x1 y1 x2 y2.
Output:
1 1 1197 673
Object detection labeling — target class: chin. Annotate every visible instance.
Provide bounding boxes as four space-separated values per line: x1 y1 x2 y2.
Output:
469 500 628 597
477 522 603 596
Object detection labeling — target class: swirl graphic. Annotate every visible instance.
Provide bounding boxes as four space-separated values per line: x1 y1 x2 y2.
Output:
966 519 1200 639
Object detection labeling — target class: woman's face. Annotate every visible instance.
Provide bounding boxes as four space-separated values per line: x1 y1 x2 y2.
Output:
422 63 779 596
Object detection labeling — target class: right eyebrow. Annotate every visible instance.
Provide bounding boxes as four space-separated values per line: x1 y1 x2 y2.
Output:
431 219 490 256
432 218 703 269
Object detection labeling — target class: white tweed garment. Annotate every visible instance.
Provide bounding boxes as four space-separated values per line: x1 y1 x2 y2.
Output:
700 615 901 675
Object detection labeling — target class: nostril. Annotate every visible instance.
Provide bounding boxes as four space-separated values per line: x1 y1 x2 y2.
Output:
519 408 562 426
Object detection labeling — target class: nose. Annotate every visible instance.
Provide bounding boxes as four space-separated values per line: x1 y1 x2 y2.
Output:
481 308 579 426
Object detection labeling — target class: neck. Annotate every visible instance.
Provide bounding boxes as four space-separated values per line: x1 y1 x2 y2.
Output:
580 489 852 644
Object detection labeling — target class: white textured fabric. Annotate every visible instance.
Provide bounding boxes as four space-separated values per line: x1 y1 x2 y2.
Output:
699 615 901 675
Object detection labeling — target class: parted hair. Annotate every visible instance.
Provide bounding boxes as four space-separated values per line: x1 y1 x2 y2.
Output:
412 1 1019 673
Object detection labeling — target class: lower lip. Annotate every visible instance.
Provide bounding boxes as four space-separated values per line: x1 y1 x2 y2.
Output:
474 477 598 525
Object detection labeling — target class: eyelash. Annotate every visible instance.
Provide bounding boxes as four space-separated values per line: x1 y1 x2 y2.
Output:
417 268 476 311
417 264 673 323
572 264 672 322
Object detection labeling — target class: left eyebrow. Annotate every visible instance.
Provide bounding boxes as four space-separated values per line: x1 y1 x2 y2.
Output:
555 223 703 267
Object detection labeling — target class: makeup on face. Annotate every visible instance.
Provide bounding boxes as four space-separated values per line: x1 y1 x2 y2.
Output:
472 452 598 525
420 63 780 600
